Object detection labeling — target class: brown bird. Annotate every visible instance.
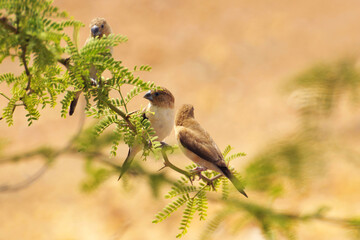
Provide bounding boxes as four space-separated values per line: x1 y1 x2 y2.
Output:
69 17 113 115
118 88 175 179
175 104 248 197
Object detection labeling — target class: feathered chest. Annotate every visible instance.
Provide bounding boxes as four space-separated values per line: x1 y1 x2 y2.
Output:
145 104 175 141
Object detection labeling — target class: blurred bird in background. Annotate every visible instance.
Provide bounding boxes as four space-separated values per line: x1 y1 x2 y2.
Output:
69 17 113 115
175 104 248 197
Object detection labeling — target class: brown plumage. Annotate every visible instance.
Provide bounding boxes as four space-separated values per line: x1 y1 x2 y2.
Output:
69 18 112 116
89 18 112 38
175 104 248 198
118 88 175 179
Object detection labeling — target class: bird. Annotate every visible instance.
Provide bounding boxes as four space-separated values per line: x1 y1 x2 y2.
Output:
175 104 248 198
118 88 175 180
69 17 113 115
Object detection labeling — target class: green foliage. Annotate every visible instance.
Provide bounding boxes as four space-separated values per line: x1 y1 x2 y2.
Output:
153 195 188 224
245 133 320 197
81 159 112 192
1 1 359 239
0 0 160 163
0 0 83 125
287 58 360 122
200 201 360 240
200 209 232 240
153 147 246 238
245 58 360 198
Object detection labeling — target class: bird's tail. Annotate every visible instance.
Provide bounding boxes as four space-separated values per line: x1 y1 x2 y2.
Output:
118 144 141 180
69 91 82 116
219 166 248 198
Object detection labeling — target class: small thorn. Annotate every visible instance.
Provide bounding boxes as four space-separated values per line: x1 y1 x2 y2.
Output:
207 181 216 191
158 165 167 172
188 176 193 185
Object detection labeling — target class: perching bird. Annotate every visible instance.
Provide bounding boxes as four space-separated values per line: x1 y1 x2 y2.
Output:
175 104 248 198
69 17 113 115
118 88 175 180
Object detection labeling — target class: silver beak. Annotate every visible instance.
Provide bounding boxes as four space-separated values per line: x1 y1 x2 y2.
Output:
143 91 153 101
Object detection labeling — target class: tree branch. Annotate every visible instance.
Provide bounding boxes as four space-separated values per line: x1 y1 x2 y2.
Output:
20 43 33 94
224 198 360 230
161 147 191 178
0 164 48 192
101 97 137 133
160 146 225 188
0 92 11 101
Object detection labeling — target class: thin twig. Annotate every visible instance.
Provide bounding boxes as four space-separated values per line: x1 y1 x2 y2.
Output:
224 198 359 228
161 148 191 178
0 164 48 192
0 148 44 165
0 93 11 101
20 44 33 94
102 97 137 133
118 88 128 113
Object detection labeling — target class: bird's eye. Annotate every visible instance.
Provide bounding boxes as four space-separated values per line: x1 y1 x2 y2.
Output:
154 92 160 97
101 24 104 28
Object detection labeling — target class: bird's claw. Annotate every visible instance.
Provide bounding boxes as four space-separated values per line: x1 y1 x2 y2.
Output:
189 166 206 174
190 171 216 190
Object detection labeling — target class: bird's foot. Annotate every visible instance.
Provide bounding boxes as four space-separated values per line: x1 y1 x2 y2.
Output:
189 166 207 181
190 166 207 174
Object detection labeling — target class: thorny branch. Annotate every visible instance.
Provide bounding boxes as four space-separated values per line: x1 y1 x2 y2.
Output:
161 146 190 177
0 127 358 235
160 145 224 188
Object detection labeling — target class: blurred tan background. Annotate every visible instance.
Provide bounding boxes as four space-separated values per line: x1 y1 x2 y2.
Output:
1 0 360 239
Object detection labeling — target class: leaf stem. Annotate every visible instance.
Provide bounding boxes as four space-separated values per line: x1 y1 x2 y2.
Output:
118 87 128 113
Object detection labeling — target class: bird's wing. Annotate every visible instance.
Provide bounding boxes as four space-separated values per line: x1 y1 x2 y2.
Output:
178 126 226 168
